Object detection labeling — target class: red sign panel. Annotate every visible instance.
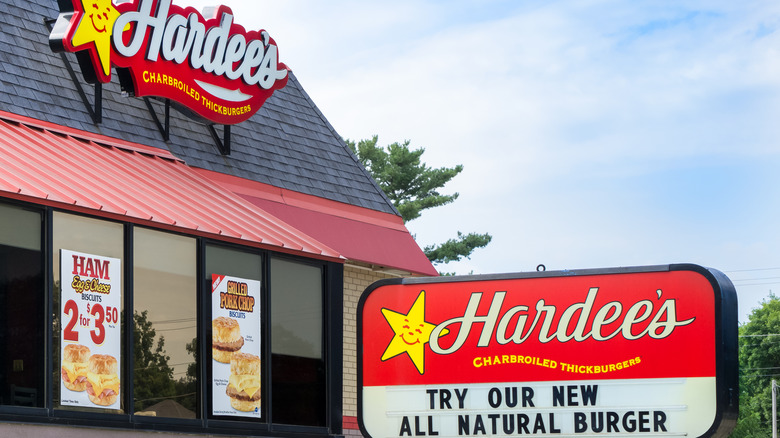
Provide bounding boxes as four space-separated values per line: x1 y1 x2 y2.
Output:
49 0 289 125
358 265 738 438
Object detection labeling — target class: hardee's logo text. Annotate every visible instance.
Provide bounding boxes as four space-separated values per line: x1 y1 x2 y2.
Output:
113 0 287 89
430 288 695 355
50 0 290 125
220 280 255 313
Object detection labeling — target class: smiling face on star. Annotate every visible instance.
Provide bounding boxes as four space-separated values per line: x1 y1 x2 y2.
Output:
400 319 425 345
88 2 113 33
70 0 124 78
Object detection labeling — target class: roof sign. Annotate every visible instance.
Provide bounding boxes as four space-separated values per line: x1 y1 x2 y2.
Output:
358 265 738 438
49 0 289 125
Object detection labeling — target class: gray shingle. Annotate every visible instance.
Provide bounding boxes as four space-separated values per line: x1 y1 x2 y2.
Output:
1 0 398 216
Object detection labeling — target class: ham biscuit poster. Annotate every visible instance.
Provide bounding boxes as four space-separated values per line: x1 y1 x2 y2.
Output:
60 249 122 410
358 264 738 438
211 274 262 417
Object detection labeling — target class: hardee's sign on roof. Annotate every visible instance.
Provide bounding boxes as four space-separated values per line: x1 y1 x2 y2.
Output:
358 265 738 438
49 0 290 125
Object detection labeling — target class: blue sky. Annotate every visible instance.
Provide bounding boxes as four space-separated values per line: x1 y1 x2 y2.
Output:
180 0 780 323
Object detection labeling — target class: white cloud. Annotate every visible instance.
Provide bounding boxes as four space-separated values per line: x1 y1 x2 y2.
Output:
180 0 780 321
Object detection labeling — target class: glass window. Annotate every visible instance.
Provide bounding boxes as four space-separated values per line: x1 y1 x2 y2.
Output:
0 204 336 432
270 257 325 427
133 228 197 418
53 212 124 412
0 204 44 407
206 245 262 281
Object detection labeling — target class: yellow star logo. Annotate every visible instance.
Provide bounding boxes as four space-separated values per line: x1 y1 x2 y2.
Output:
70 0 123 78
381 291 448 375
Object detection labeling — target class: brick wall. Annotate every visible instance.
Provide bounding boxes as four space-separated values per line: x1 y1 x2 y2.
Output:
342 264 398 435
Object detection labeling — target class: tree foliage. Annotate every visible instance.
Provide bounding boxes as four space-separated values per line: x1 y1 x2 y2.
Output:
423 231 493 265
346 136 491 268
131 310 176 411
347 136 462 222
734 293 780 437
174 337 198 412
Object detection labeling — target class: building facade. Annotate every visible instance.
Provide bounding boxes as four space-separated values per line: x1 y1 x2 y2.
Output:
0 0 437 436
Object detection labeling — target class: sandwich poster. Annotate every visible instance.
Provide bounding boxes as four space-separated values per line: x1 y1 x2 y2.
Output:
60 249 122 409
212 274 262 417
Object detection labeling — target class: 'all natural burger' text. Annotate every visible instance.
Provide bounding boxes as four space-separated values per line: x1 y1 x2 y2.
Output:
398 384 669 436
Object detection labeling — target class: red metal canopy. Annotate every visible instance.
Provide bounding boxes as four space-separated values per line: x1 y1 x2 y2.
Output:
200 170 439 277
0 110 341 262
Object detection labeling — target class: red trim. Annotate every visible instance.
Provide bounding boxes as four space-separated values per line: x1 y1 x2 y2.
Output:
198 169 439 276
0 109 433 272
343 416 360 430
199 168 408 232
1 191 339 262
0 109 180 160
0 112 342 262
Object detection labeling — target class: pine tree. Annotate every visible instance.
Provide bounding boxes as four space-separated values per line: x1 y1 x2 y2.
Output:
347 136 491 271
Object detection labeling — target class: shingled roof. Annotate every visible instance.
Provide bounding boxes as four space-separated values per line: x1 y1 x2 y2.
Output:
0 0 398 216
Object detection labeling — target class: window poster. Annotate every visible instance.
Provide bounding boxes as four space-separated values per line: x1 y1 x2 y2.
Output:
211 274 262 417
60 249 122 409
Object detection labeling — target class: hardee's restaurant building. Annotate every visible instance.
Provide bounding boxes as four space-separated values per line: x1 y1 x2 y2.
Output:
0 0 438 436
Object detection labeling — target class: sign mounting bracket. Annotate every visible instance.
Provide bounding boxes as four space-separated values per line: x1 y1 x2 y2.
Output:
143 98 170 141
208 124 231 156
46 18 102 124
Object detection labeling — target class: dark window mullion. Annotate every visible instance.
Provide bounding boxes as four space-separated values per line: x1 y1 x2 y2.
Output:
264 254 273 427
124 225 134 416
326 262 344 435
198 238 208 427
45 207 54 412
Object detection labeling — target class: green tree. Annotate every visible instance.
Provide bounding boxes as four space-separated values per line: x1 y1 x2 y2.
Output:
131 310 176 411
172 337 198 412
346 136 491 269
735 293 780 437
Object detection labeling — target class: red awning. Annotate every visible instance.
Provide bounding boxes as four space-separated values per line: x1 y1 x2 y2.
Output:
200 170 439 277
0 111 341 262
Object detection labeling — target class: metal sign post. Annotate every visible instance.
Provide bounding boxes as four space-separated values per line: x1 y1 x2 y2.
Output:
773 380 777 438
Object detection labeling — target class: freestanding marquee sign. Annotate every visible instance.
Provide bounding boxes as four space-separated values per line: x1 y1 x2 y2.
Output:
49 0 290 125
358 264 738 437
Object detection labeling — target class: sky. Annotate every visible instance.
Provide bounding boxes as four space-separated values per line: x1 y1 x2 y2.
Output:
179 0 780 324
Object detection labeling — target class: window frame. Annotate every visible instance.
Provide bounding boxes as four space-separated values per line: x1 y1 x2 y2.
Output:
131 226 199 422
203 241 268 430
269 254 327 428
0 202 46 411
0 199 342 437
